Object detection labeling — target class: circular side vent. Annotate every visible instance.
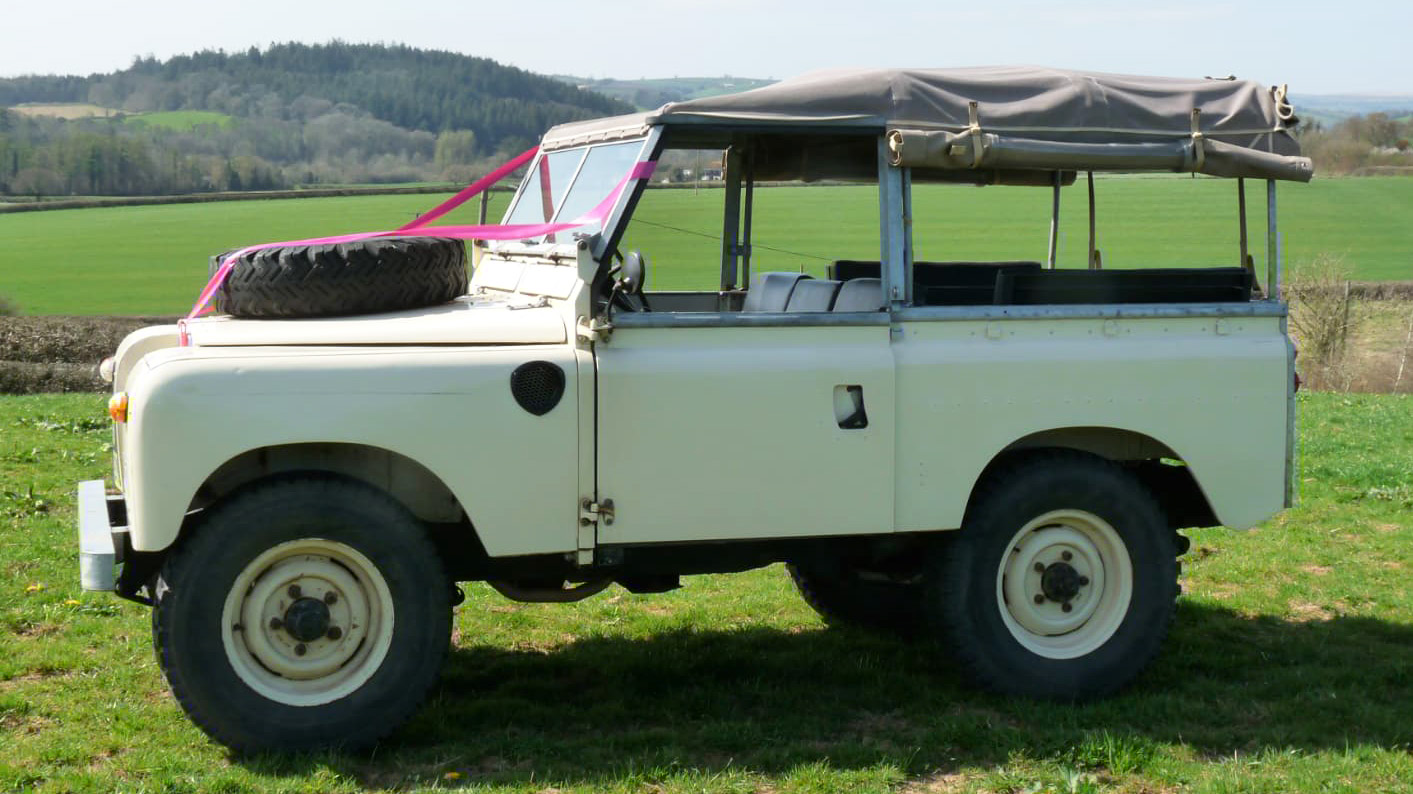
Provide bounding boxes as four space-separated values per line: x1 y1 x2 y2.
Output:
510 361 566 416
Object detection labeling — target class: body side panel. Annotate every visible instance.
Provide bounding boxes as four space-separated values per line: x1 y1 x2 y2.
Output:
122 344 579 557
893 313 1288 531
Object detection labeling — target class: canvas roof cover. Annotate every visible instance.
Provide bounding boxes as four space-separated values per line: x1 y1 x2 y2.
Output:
542 67 1312 182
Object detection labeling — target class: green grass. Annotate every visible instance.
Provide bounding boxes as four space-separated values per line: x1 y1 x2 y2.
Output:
124 110 233 131
0 194 511 315
1 391 1410 792
1 176 1410 315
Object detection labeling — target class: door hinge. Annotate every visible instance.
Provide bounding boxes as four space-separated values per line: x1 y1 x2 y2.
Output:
580 497 615 526
577 315 613 343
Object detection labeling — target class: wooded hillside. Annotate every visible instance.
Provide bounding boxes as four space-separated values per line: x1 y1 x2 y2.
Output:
0 42 634 196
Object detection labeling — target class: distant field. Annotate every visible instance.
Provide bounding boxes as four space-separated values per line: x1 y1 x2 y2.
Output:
4 105 231 130
1 176 1410 315
123 110 232 131
7 103 117 120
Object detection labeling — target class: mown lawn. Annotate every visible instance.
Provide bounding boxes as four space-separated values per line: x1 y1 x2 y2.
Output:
1 391 1410 793
2 176 1411 315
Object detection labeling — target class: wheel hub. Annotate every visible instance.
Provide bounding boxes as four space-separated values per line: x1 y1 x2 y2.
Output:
995 510 1134 660
282 597 332 642
220 540 395 707
1040 561 1083 602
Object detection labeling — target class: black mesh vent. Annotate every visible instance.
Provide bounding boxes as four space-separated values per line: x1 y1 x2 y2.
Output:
510 361 566 416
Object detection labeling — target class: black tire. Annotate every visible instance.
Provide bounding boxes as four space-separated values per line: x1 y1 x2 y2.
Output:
787 563 925 636
210 236 467 319
153 476 452 753
926 451 1177 700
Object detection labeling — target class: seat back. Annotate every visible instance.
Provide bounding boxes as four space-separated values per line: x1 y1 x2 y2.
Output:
743 272 810 312
994 267 1255 305
832 278 885 312
785 279 842 312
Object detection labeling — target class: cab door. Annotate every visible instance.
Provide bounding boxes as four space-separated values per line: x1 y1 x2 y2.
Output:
593 318 895 545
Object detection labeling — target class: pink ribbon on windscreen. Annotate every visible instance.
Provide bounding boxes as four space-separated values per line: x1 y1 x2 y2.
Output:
179 148 657 343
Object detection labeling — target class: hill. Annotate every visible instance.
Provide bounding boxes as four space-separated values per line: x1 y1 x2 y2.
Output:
0 43 632 150
1295 94 1413 125
0 43 633 198
552 75 776 110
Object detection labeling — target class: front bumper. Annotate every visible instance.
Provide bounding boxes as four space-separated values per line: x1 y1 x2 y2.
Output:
77 480 126 592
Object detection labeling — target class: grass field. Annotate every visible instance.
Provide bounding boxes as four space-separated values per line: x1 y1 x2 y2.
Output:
1 391 1411 793
122 111 233 131
2 177 1410 315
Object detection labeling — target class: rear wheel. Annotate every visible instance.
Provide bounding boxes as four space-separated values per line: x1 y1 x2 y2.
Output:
927 452 1177 699
153 476 452 752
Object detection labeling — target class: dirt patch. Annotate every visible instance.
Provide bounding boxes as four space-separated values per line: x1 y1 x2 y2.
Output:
1 315 178 365
1288 601 1334 622
1301 565 1333 576
0 315 179 394
10 103 119 120
897 772 972 793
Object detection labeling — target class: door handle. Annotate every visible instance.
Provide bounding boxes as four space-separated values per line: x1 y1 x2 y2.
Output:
833 385 869 429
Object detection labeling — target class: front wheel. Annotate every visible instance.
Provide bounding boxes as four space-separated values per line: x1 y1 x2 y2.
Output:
153 476 452 752
927 452 1177 700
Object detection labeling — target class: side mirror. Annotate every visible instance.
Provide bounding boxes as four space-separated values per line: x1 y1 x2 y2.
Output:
618 251 648 296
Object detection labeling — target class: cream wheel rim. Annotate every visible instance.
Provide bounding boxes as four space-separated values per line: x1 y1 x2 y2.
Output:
220 538 395 706
995 509 1132 660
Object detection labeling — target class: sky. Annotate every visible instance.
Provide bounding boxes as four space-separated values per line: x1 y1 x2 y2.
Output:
1 0 1408 96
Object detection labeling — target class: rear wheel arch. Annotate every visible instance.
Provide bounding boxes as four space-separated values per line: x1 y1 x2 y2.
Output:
971 427 1218 531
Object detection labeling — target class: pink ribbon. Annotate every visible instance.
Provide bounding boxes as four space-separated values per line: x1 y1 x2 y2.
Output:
180 152 657 343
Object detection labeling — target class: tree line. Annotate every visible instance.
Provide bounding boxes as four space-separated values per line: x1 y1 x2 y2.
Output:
0 42 632 197
1296 111 1413 174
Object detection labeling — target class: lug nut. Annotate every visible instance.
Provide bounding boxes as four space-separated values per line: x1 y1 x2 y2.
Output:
1034 562 1045 573
1061 551 1073 562
268 617 283 631
294 643 307 656
323 592 338 606
327 626 342 640
1062 602 1073 613
1079 576 1090 586
288 584 302 599
1033 594 1045 604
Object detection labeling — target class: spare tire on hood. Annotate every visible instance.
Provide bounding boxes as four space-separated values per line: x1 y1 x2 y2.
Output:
208 237 468 319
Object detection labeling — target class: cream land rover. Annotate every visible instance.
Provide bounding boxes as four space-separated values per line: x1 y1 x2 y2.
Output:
77 67 1310 752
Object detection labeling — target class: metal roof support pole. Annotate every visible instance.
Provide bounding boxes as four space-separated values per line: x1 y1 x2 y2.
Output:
878 136 909 308
1268 179 1281 300
1046 171 1061 269
1237 177 1249 269
1086 171 1099 270
741 148 755 290
720 146 743 290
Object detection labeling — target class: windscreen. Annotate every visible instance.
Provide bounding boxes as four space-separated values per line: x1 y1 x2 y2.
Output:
501 140 647 243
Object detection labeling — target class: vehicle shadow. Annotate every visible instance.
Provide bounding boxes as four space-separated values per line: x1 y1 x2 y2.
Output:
245 600 1413 788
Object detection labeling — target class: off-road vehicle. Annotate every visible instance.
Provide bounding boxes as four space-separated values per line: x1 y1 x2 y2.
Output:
78 66 1310 752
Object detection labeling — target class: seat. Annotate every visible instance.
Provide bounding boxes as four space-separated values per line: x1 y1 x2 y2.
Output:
742 272 810 312
785 279 842 312
832 278 885 312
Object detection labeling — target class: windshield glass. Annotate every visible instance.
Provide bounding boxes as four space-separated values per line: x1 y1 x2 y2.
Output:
501 139 647 243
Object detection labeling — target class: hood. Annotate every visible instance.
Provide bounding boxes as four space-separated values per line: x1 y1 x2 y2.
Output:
182 295 567 347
